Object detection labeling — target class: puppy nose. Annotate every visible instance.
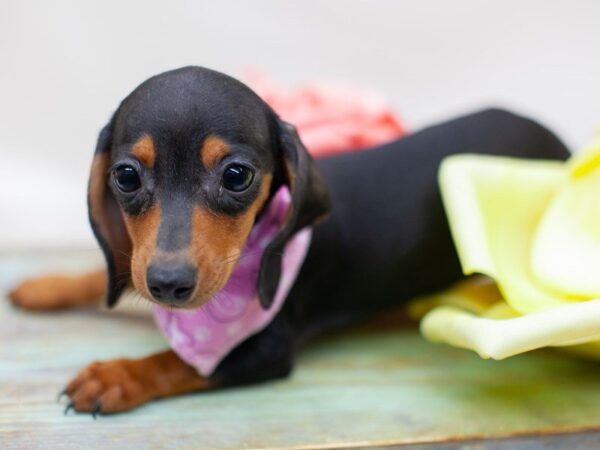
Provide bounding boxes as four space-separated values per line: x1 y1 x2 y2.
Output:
146 263 197 305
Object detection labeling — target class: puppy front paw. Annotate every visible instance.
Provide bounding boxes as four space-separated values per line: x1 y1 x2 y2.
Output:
65 359 155 415
9 276 72 310
9 272 105 311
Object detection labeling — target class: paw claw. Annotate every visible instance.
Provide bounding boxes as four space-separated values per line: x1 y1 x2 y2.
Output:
57 387 68 403
91 400 102 420
64 402 74 415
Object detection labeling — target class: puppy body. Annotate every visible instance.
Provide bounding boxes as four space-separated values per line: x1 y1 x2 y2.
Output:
288 109 571 335
9 67 570 413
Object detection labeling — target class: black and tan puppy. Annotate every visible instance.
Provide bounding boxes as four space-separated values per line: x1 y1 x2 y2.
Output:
9 66 570 414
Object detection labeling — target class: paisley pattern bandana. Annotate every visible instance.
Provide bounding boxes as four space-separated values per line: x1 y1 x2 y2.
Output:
153 187 311 376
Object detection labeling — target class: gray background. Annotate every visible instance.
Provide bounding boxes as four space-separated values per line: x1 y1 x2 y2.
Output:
1 0 598 249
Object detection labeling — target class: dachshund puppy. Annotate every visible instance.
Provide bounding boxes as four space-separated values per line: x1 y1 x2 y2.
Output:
9 66 570 414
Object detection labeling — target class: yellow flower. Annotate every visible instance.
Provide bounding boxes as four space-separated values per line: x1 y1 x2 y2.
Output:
415 134 600 359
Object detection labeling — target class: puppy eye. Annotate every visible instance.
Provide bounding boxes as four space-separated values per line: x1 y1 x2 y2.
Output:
113 165 141 193
222 164 254 192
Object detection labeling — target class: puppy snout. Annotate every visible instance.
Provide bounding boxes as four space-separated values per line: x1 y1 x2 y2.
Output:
146 263 197 305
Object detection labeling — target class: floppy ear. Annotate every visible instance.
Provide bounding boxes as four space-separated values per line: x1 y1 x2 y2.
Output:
257 120 331 309
88 120 132 308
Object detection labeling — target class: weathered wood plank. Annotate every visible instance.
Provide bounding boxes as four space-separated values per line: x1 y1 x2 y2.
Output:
2 250 600 449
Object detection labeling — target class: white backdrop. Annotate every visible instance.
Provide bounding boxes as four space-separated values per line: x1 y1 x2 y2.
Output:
1 0 599 250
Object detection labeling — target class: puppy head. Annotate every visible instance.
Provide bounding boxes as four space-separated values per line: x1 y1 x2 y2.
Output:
88 66 330 309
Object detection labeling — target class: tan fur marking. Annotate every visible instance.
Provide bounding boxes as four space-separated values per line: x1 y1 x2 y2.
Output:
187 174 273 307
200 135 229 169
89 153 132 275
131 134 156 168
122 205 161 299
88 154 109 235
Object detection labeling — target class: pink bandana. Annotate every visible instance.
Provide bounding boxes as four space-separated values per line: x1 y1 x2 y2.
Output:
153 187 311 376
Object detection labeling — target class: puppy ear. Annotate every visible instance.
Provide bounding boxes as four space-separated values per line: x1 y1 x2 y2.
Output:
88 120 132 308
258 120 331 309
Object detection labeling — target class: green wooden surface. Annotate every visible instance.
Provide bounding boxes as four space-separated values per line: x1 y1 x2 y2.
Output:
2 251 600 449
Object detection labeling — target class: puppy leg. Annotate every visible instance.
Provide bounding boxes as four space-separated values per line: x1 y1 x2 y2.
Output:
65 350 211 414
65 317 294 414
9 270 106 311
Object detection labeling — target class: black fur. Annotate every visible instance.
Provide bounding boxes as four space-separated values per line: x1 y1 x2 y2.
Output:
213 107 570 384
